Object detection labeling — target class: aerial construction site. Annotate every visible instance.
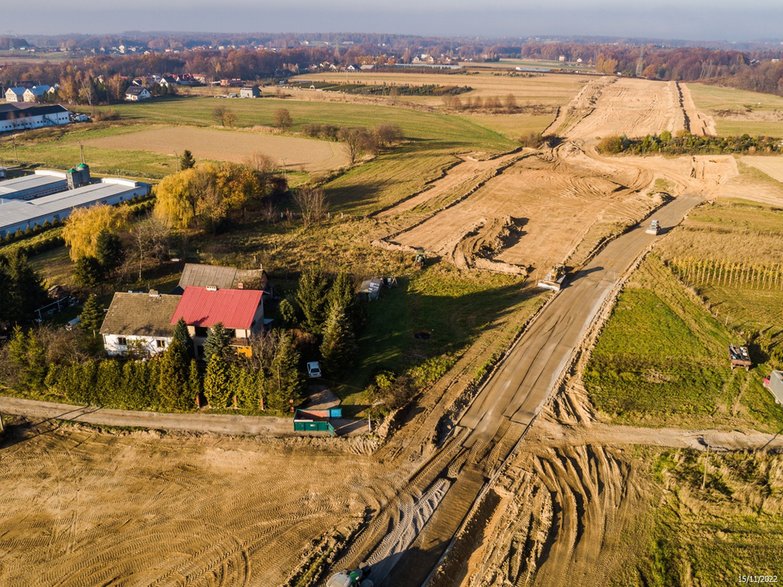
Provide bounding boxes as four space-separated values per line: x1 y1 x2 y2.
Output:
2 44 783 587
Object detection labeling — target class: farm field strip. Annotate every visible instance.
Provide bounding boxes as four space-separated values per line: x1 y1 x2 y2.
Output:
83 125 350 172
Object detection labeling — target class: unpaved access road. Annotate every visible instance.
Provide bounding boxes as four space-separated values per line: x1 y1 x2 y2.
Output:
0 396 364 437
354 194 701 585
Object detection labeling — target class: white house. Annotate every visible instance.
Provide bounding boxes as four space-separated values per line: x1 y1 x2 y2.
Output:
0 103 71 133
100 291 181 356
239 85 260 98
5 87 25 102
23 85 52 103
125 86 152 101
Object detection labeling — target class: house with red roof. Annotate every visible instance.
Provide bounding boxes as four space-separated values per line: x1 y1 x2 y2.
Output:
170 286 264 358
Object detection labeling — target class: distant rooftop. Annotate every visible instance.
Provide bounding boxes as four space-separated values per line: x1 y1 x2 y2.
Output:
0 171 66 197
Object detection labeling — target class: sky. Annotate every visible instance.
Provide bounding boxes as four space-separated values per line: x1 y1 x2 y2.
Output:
4 0 783 42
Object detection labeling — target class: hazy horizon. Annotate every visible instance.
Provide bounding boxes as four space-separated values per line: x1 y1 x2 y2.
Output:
4 1 783 43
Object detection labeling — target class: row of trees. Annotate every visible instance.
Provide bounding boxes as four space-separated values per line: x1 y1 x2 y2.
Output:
2 319 304 414
597 131 782 155
302 124 403 164
442 94 525 112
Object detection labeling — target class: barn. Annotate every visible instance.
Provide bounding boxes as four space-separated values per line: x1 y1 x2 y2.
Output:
0 178 150 237
0 103 71 133
0 170 68 201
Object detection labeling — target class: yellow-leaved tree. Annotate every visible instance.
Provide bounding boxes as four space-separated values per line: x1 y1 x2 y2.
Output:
62 204 131 260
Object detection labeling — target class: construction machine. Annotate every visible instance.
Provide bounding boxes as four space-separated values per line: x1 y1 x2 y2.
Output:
326 567 373 587
537 264 567 291
645 219 661 235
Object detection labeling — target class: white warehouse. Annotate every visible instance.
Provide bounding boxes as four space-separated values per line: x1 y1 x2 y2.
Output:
0 170 68 201
0 103 71 133
0 178 150 237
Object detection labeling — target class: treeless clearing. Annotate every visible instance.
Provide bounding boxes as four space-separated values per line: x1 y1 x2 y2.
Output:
83 125 350 172
741 155 783 183
390 149 659 275
0 423 390 587
561 78 690 140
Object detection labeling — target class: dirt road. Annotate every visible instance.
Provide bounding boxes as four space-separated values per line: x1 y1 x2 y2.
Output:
355 194 701 585
0 396 362 437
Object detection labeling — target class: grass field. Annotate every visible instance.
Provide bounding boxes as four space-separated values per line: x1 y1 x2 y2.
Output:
585 254 783 431
688 83 783 137
613 448 783 586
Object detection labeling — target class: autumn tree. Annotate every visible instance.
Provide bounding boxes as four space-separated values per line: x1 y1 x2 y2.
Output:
293 186 328 227
337 127 378 164
212 105 237 127
62 204 131 261
374 124 403 147
128 213 170 281
273 108 293 129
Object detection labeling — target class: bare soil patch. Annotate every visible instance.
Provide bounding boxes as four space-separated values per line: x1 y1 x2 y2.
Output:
0 422 391 587
563 78 689 140
84 125 350 172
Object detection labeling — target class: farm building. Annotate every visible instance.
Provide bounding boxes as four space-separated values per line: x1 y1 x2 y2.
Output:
4 87 25 102
22 85 53 103
0 170 68 201
0 103 71 133
99 291 182 356
765 371 783 405
239 85 260 98
0 177 150 237
124 86 152 101
170 286 265 358
176 263 268 293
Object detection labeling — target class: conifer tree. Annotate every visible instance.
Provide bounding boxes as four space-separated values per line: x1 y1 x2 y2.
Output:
158 336 191 410
180 149 196 170
25 330 47 390
188 359 202 407
204 350 232 408
267 330 302 412
172 318 194 359
80 294 104 337
203 323 231 364
6 250 48 324
295 269 330 334
96 359 123 405
320 301 357 376
95 230 125 277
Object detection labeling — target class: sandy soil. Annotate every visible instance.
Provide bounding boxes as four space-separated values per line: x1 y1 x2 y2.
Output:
84 125 350 172
0 421 391 586
565 78 687 140
390 148 658 276
741 155 783 183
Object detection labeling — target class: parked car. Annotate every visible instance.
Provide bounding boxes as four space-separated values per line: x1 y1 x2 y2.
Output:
306 361 322 378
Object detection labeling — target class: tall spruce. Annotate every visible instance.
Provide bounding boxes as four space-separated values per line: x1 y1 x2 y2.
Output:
320 301 357 376
267 330 302 412
6 250 48 324
80 294 104 337
203 323 231 364
24 330 47 390
172 318 194 359
204 350 232 408
158 336 191 410
294 268 330 334
180 149 196 170
95 230 124 277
